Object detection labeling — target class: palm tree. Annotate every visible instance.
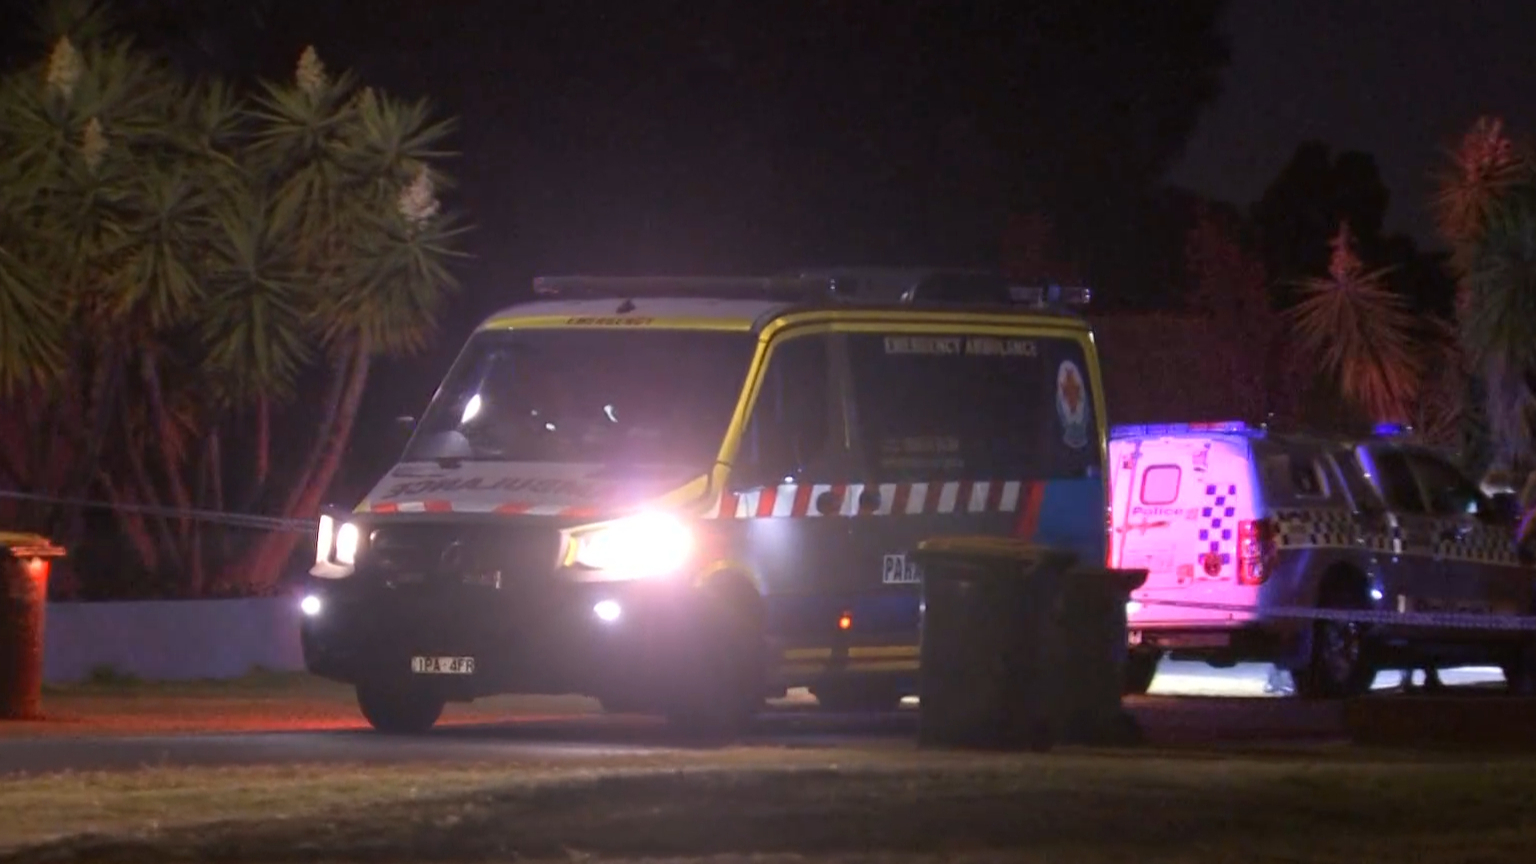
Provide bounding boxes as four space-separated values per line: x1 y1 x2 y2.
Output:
1434 116 1536 474
219 46 466 593
1288 222 1421 426
0 1 465 596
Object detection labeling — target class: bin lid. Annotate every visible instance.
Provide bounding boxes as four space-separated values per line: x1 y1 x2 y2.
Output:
0 532 66 558
912 536 1078 574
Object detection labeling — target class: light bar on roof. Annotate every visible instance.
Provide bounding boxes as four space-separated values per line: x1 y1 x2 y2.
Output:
1110 420 1252 439
1008 284 1092 308
532 276 803 297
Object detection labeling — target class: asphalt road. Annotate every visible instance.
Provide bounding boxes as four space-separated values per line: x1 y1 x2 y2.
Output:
0 661 1505 776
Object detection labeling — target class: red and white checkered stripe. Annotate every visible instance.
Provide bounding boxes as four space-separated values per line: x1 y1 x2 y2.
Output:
369 500 600 517
703 480 1036 520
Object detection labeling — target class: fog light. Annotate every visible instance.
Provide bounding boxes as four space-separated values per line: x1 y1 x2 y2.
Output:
300 594 323 616
1126 600 1143 617
593 599 622 623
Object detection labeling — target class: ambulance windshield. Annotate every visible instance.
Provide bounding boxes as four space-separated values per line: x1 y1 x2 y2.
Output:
403 329 756 467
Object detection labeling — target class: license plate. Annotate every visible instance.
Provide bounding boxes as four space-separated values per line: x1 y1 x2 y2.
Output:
411 656 475 675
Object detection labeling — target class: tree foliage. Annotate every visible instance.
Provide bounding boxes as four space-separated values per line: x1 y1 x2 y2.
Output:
0 0 465 596
1434 116 1536 474
1288 222 1421 425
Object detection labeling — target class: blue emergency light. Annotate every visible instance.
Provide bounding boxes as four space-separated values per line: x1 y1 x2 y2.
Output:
1371 422 1409 437
1008 284 1092 308
1110 420 1253 439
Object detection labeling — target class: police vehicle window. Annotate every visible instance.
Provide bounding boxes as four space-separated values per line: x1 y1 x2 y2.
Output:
845 333 1099 482
1290 458 1329 498
1140 465 1181 506
402 329 756 467
1368 449 1429 515
1330 449 1382 511
738 335 833 483
1406 452 1485 517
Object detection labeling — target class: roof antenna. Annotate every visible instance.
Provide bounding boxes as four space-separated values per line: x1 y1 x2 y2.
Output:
615 298 637 314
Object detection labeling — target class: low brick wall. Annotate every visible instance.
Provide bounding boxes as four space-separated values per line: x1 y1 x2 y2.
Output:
42 597 306 684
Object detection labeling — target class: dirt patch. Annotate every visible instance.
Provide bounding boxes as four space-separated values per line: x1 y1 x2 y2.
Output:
2 675 598 738
2 749 1533 863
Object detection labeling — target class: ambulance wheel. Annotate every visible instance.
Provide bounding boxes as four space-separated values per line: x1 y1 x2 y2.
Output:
1292 582 1374 700
356 684 445 735
664 579 765 740
1122 648 1161 696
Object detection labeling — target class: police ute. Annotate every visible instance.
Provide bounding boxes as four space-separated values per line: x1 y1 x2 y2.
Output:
299 269 1118 735
1109 420 1536 698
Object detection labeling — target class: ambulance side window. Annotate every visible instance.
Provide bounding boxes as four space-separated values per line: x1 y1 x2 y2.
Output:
735 335 834 486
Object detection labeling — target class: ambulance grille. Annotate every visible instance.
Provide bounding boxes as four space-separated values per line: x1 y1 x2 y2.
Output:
361 523 561 587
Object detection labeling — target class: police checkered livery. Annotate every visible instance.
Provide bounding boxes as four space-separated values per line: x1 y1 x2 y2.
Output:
1198 483 1238 566
1271 508 1357 551
1438 525 1523 567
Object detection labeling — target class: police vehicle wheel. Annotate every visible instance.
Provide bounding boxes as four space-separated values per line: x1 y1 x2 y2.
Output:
1502 638 1536 696
811 680 904 713
664 580 765 739
1122 648 1161 696
1292 584 1374 700
356 685 445 735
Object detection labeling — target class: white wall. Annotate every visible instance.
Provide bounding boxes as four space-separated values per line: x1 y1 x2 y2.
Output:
42 598 306 684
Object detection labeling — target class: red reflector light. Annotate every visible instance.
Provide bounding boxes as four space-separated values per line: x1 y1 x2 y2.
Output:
838 612 853 631
1237 518 1274 585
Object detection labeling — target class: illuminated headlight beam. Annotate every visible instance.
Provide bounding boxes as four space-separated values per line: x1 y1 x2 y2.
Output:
571 512 692 577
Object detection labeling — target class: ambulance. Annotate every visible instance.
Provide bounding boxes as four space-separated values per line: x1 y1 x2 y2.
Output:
1108 421 1536 698
300 269 1112 734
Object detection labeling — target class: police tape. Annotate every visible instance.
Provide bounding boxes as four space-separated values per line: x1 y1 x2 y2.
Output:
0 489 319 533
1132 596 1536 632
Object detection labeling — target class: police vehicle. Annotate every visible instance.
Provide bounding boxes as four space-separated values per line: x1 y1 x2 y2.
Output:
301 269 1112 734
1108 420 1536 698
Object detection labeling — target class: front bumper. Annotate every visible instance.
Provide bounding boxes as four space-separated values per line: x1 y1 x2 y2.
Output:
299 575 705 702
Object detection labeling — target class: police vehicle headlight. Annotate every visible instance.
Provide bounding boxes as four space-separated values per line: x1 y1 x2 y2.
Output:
571 513 693 577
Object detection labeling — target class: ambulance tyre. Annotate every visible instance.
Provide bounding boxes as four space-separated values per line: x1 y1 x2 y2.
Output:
1122 648 1161 696
1292 577 1374 700
664 578 765 740
356 684 445 735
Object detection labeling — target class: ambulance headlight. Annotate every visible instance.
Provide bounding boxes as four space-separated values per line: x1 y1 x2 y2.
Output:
571 513 693 577
317 515 361 566
315 515 335 564
333 522 360 566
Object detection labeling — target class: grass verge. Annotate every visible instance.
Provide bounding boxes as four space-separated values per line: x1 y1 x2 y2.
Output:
2 747 1534 863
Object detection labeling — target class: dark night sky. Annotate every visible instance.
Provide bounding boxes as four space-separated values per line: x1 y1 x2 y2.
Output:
1168 0 1536 248
5 0 1536 499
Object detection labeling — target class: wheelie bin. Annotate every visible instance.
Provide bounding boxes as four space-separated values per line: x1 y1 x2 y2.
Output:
1 533 66 720
912 536 1145 751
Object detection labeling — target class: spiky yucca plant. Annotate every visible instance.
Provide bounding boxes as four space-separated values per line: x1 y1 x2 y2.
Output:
1435 116 1536 475
1288 222 1421 425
